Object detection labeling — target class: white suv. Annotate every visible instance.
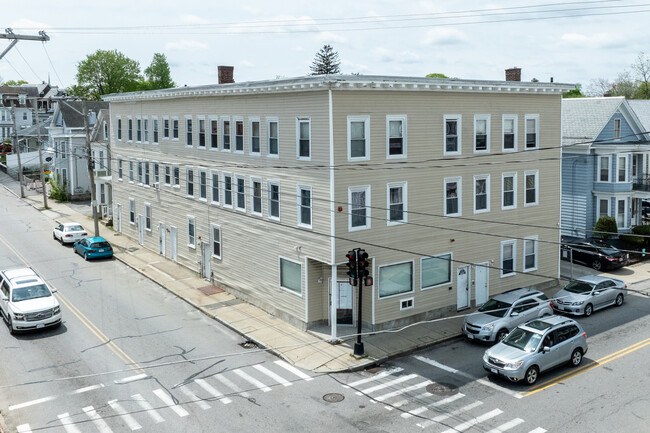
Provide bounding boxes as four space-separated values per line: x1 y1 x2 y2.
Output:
0 267 62 334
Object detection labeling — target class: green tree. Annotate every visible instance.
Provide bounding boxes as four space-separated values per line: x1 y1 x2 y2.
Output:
2 79 28 86
143 53 176 90
608 71 637 98
632 51 650 99
593 216 618 239
563 84 585 98
310 45 341 75
75 49 142 100
426 73 448 78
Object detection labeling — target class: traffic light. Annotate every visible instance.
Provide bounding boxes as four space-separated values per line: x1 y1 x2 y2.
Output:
346 250 357 280
357 249 369 278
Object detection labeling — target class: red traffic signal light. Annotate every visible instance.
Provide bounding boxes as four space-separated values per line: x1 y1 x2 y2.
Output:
346 250 357 279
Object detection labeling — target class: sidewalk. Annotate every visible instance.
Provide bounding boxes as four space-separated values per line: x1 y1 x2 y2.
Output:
0 176 464 373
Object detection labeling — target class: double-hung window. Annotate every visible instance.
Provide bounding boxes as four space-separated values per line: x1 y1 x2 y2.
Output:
525 115 539 149
444 115 461 155
268 181 280 220
198 169 207 201
502 115 517 152
234 118 244 152
235 175 246 211
187 216 196 248
127 118 133 141
474 115 490 152
617 155 628 182
387 115 406 158
223 174 233 207
598 197 610 218
210 170 220 205
523 236 538 272
117 118 122 141
444 177 461 216
297 118 310 159
502 172 517 210
144 162 150 186
172 117 179 140
144 204 152 231
617 198 627 228
211 224 222 259
297 185 312 228
614 118 621 139
197 117 206 148
598 156 610 182
152 117 159 144
129 199 135 224
210 117 219 149
387 182 407 225
173 166 180 187
117 158 123 180
524 170 539 206
222 118 231 151
474 174 490 214
501 240 516 277
128 161 134 182
137 162 143 184
348 115 370 160
349 185 370 230
251 178 262 215
164 165 171 186
136 117 142 142
186 167 194 197
267 118 279 157
250 118 260 155
185 117 193 147
163 117 169 139
143 118 149 143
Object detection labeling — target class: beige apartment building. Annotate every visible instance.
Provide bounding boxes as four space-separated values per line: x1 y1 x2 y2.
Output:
104 71 572 335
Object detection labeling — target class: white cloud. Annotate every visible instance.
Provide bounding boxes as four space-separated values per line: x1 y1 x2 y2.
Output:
314 31 347 44
165 40 209 51
560 33 624 49
180 15 208 25
8 19 51 30
422 28 467 46
372 47 422 65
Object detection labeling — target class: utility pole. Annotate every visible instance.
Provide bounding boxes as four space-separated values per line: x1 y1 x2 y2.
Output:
34 106 48 208
83 101 100 237
10 106 24 198
0 29 49 61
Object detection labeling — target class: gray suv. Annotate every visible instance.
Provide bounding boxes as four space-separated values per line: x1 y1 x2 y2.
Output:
462 287 553 343
483 316 588 385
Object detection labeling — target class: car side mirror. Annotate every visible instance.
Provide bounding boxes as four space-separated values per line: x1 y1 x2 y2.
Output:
541 346 550 353
50 288 57 294
593 291 600 296
510 311 519 317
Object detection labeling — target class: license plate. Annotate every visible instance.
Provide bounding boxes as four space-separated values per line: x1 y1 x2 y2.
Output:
490 368 497 374
36 323 44 329
467 334 474 339
99 249 105 252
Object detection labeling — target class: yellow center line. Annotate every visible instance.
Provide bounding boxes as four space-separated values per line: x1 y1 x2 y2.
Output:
523 337 650 397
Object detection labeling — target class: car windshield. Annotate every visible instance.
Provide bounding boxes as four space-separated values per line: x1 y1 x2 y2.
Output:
11 284 52 302
91 242 111 248
478 299 511 317
66 225 84 232
564 281 593 294
599 247 619 255
502 328 542 352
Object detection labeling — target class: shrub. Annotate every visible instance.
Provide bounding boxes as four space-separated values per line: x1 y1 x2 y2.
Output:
48 173 68 202
593 216 617 239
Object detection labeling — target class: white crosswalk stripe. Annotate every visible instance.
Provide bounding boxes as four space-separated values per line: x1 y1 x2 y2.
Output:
214 373 251 398
274 360 314 381
16 424 32 433
233 368 272 392
179 386 212 410
361 373 419 395
194 378 233 404
440 408 503 433
416 401 483 428
57 413 82 433
528 428 548 433
253 364 293 387
132 393 165 423
82 405 114 433
152 389 189 417
107 399 143 430
402 392 466 418
486 418 525 433
343 367 404 388
375 380 432 402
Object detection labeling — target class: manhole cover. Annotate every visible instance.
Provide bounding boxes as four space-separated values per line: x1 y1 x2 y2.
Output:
239 340 258 349
426 382 459 396
323 393 345 403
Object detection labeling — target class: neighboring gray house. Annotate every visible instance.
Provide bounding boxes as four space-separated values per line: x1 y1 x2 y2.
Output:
48 101 108 201
90 109 112 218
561 97 650 239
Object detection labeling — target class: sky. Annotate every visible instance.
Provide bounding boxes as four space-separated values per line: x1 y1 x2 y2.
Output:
2 0 650 93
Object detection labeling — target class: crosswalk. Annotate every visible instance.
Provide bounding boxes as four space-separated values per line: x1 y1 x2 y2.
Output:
11 360 313 433
340 356 547 432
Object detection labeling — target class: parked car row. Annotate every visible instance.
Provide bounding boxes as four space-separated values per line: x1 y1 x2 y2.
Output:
52 222 113 261
560 237 629 271
464 275 627 385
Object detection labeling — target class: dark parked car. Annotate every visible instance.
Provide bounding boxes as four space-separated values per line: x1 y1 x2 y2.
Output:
560 239 628 271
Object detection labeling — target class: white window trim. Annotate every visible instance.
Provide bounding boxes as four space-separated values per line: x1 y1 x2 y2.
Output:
196 115 206 149
617 154 629 183
386 181 407 226
198 168 208 202
524 114 540 150
135 116 142 143
347 115 370 161
152 116 159 145
597 155 611 183
171 116 179 141
524 170 539 207
117 157 123 181
473 174 490 214
249 116 261 156
596 196 611 218
223 172 233 209
386 115 407 159
502 172 518 210
210 223 222 260
420 252 453 291
164 165 171 186
268 180 281 221
172 165 180 188
143 116 149 144
144 203 152 232
500 239 517 278
377 260 415 300
616 197 629 229
208 115 219 151
210 170 220 205
614 118 621 139
128 161 134 184
278 256 303 297
348 185 371 231
473 114 490 153
129 198 135 224
116 116 122 141
399 297 414 311
444 176 462 217
184 115 194 148
235 174 246 212
502 114 518 152
233 116 245 154
523 236 538 273
187 215 196 248
297 184 313 229
221 116 231 152
267 117 279 158
162 116 170 140
443 114 462 156
251 177 263 216
296 117 311 161
186 166 195 198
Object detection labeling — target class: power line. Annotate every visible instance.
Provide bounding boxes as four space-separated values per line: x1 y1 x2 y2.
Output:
14 45 41 83
42 42 64 86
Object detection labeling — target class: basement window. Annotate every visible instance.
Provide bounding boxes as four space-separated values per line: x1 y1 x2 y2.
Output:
400 297 414 311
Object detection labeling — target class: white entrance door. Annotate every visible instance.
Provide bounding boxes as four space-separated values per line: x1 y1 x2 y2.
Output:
336 281 354 325
475 262 489 306
201 242 211 280
116 204 122 233
159 223 166 256
170 226 178 261
137 214 144 246
456 265 470 310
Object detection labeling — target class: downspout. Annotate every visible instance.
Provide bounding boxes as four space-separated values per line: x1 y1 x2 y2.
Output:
328 86 338 342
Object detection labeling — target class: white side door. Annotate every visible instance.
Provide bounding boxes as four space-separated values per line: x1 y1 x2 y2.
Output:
137 214 144 246
170 226 178 262
116 204 122 233
201 241 211 280
475 263 489 306
457 265 470 310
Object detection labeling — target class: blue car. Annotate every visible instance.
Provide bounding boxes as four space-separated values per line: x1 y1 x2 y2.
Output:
73 236 113 260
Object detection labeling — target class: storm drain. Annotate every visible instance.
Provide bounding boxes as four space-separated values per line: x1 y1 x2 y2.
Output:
323 393 345 403
239 340 258 349
426 382 459 396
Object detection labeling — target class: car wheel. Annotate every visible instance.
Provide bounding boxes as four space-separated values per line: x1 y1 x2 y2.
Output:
615 294 624 307
496 329 509 342
52 232 57 241
84 252 88 261
570 348 583 367
525 366 539 385
7 316 15 335
591 260 602 271
584 303 593 317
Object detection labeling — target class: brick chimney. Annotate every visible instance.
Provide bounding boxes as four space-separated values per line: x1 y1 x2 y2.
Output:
218 66 234 84
505 67 521 82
